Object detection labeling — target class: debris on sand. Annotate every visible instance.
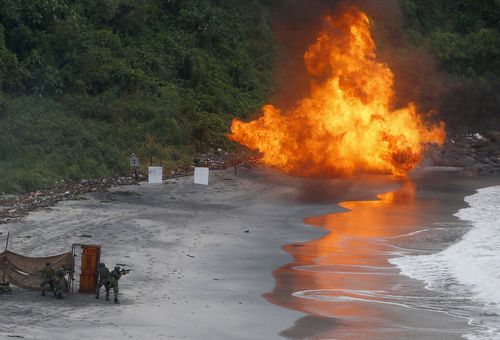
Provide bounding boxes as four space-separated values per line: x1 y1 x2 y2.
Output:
0 149 257 224
0 176 137 224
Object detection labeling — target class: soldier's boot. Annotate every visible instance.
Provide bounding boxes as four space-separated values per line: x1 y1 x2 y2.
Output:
56 294 63 300
96 293 99 299
114 298 119 304
41 290 45 296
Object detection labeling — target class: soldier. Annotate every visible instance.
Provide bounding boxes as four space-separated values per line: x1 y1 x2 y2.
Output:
109 266 122 304
96 263 110 300
39 262 55 296
52 266 67 299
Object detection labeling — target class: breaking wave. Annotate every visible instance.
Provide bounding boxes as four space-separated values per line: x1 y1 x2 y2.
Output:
390 185 500 339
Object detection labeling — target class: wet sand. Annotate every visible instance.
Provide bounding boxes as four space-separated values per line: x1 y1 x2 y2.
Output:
266 168 500 339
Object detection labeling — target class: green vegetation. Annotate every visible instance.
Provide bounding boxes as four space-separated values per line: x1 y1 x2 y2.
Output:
0 0 498 193
0 0 274 193
400 0 499 131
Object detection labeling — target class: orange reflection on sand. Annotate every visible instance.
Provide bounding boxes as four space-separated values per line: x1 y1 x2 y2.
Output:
265 180 420 334
305 181 416 264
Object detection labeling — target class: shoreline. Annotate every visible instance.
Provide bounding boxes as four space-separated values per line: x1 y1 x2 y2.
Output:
266 167 500 339
1 166 498 339
2 129 499 226
389 182 500 338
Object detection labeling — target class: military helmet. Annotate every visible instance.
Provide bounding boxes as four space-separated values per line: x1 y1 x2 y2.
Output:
114 266 120 271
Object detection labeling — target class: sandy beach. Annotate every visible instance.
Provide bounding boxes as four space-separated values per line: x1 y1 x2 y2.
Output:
0 167 330 340
0 167 498 339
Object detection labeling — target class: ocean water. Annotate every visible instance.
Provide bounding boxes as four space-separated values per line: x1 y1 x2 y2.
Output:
267 171 500 339
390 185 500 339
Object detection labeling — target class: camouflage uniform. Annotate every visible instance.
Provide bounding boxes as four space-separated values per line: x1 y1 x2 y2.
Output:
96 263 110 300
109 266 122 304
39 262 55 296
52 267 67 299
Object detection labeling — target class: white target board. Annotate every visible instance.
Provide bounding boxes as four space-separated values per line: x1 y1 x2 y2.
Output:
194 167 209 185
148 166 163 183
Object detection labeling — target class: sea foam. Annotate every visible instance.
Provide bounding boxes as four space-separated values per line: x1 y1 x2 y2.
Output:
390 185 500 308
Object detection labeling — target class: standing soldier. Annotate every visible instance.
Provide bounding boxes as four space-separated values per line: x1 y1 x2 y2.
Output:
96 263 110 300
52 266 67 299
39 262 55 296
109 266 123 304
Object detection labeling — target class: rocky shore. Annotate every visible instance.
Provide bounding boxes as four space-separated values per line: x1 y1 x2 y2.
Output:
430 131 500 176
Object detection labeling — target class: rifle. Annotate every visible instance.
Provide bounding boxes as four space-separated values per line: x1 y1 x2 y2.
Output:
120 269 131 275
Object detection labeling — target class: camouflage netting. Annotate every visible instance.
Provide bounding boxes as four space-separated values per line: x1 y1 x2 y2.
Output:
0 250 74 290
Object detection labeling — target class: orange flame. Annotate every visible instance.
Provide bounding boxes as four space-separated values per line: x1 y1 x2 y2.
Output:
229 7 445 177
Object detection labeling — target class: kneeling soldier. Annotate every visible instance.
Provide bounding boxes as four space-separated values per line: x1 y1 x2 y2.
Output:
52 266 67 299
39 262 55 297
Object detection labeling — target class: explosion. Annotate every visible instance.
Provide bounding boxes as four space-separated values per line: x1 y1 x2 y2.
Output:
229 7 445 177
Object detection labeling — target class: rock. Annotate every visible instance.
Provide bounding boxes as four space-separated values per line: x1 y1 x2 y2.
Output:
456 155 476 166
484 130 500 142
0 282 12 293
461 166 480 176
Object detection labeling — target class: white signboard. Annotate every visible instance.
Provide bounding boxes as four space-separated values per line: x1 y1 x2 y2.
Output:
148 166 163 183
129 153 139 168
194 167 209 185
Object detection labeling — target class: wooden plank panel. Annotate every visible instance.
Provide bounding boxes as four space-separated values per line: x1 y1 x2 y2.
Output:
79 245 100 293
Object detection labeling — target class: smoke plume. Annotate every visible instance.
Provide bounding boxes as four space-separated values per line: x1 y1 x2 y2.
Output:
269 0 443 114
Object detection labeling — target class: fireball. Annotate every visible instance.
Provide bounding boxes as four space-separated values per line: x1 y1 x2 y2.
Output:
229 7 445 177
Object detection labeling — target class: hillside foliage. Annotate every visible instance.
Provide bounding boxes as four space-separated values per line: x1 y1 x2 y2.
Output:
0 0 274 192
0 0 498 193
400 0 499 131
